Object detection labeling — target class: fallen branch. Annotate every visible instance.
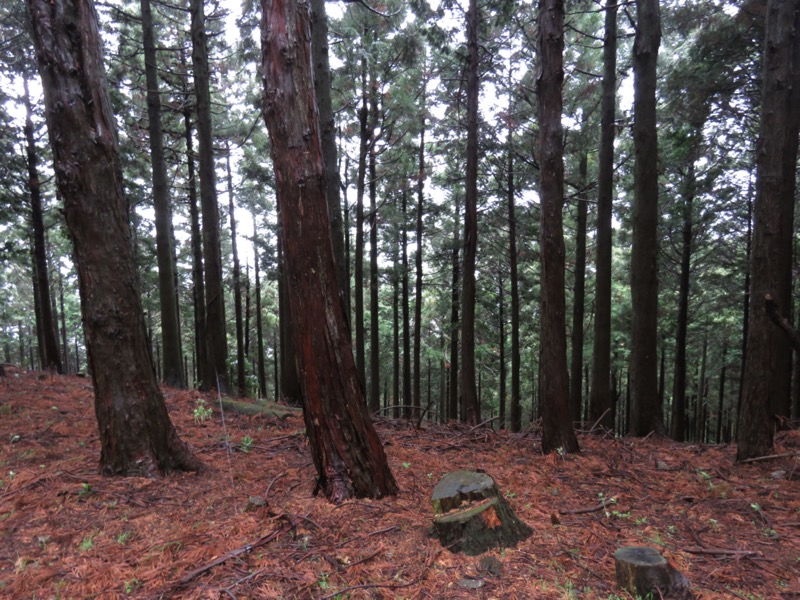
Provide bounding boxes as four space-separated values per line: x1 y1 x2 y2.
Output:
175 522 292 587
684 547 759 557
738 451 798 464
764 293 800 351
317 576 422 600
559 496 618 515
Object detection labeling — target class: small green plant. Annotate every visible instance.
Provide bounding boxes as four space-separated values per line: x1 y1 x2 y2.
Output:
750 502 761 512
78 483 93 497
402 462 412 468
124 578 141 594
239 436 254 453
79 532 96 552
317 572 330 590
193 399 212 423
117 531 134 545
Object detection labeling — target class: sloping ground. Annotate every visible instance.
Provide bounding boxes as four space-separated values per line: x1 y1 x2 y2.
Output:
1 371 799 599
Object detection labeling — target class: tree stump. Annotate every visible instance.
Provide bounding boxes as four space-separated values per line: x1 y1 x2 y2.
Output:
431 470 532 555
615 546 691 598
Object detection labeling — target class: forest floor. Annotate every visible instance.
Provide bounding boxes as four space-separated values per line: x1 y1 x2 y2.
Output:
1 371 799 599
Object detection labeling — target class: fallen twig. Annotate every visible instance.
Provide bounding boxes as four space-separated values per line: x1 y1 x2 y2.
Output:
175 522 292 587
317 576 422 600
684 547 759 557
738 451 798 464
559 496 618 515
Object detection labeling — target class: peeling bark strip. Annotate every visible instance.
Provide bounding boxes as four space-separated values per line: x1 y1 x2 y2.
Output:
260 0 398 502
27 0 202 476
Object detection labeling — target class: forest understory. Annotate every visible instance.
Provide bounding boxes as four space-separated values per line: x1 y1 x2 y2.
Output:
1 371 799 600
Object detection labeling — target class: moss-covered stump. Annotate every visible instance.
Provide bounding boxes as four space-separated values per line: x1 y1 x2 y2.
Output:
615 546 691 598
431 470 532 555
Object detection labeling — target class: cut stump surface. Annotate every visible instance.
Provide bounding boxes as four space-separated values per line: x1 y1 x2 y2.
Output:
615 546 691 598
431 470 532 555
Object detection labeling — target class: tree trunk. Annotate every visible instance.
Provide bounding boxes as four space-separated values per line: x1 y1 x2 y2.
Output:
141 0 183 388
190 0 229 394
737 0 799 460
570 153 588 423
536 0 579 454
716 342 727 443
413 112 425 420
392 238 400 417
181 59 207 390
402 188 412 419
28 0 202 475
629 0 664 436
253 232 267 399
460 0 480 425
260 0 398 501
354 56 369 388
498 272 506 429
589 0 617 432
507 94 522 434
449 197 461 421
278 226 301 404
311 0 348 319
225 144 246 397
23 76 62 374
671 159 696 442
368 80 380 413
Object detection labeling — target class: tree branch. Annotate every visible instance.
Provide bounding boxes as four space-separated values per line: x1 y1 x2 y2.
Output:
764 293 800 351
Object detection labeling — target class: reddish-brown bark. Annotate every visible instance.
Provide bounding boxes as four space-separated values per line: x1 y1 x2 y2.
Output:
260 0 398 502
27 0 202 476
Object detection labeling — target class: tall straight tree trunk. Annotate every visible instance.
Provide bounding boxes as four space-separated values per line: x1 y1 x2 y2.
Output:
278 225 301 404
392 241 400 417
311 0 348 320
507 94 522 433
401 188 412 419
670 157 696 442
354 56 369 388
738 0 800 460
190 0 228 393
536 0 579 454
498 272 506 429
368 82 380 413
23 76 62 374
28 0 202 475
629 0 664 436
413 112 425 419
244 264 251 357
717 342 727 443
253 232 267 399
736 185 753 429
460 0 480 425
225 144 246 397
589 0 618 431
141 0 183 388
260 0 398 501
570 153 588 422
181 58 207 389
449 197 461 421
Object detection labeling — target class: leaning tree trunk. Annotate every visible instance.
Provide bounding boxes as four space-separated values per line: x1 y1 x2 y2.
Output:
260 0 398 502
629 0 664 436
536 0 579 454
141 0 184 388
28 0 202 476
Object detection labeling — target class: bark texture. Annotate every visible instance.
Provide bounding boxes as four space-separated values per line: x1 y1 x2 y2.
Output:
589 0 618 432
460 0 480 424
738 0 800 460
260 0 398 502
536 0 579 454
141 0 183 388
629 0 664 436
28 0 202 476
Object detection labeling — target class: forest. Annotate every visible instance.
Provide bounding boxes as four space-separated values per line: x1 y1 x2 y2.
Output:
0 0 799 596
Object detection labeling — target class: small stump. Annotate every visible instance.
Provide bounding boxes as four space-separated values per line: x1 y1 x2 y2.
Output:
431 470 532 555
615 546 690 598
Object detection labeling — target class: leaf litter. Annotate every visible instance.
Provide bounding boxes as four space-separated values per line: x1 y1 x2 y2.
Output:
1 371 799 599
